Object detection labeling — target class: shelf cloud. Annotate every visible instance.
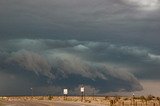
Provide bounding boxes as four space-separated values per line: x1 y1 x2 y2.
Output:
2 39 160 95
0 0 160 95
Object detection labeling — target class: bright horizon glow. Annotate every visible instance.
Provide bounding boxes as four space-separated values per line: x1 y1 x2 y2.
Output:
124 0 160 11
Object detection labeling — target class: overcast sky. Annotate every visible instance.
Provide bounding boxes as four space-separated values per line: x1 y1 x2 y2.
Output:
0 0 160 96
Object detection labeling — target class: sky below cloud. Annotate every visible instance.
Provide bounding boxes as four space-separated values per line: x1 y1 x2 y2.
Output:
0 0 160 96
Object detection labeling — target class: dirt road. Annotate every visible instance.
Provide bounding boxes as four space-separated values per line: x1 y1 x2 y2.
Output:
0 100 106 106
1 101 49 106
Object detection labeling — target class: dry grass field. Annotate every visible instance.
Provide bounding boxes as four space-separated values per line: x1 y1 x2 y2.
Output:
0 95 160 106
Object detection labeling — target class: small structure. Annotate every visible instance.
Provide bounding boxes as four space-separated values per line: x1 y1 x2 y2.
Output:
80 85 85 102
132 93 135 106
30 87 33 97
63 89 68 100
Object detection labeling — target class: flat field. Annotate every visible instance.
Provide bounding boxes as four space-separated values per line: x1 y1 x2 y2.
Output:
0 96 159 106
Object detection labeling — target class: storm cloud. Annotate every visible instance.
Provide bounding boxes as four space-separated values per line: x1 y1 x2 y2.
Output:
0 0 160 42
1 38 160 95
0 0 160 95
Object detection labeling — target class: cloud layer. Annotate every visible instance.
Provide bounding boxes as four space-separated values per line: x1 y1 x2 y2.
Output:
2 38 160 95
0 0 160 43
0 0 160 96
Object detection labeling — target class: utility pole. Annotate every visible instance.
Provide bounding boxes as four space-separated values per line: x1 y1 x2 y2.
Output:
93 89 95 100
80 85 85 102
30 87 33 98
133 93 135 106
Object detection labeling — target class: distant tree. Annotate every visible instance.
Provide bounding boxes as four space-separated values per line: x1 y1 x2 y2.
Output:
110 100 114 106
112 96 120 105
105 96 109 100
48 95 53 100
156 97 160 101
140 96 146 102
114 96 120 101
123 97 128 100
146 95 154 101
156 97 160 106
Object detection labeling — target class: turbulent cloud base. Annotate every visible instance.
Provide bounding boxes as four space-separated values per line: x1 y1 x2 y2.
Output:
0 0 160 96
1 38 160 95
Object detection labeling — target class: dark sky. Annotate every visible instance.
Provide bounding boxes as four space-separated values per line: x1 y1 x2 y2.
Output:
0 0 160 96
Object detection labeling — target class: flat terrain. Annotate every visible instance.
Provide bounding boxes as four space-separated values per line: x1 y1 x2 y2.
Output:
0 100 106 106
0 96 160 106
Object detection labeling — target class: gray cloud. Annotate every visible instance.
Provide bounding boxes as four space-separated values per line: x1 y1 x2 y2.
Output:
6 50 53 78
0 0 160 95
0 71 32 95
0 0 160 43
1 39 160 78
1 39 153 95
